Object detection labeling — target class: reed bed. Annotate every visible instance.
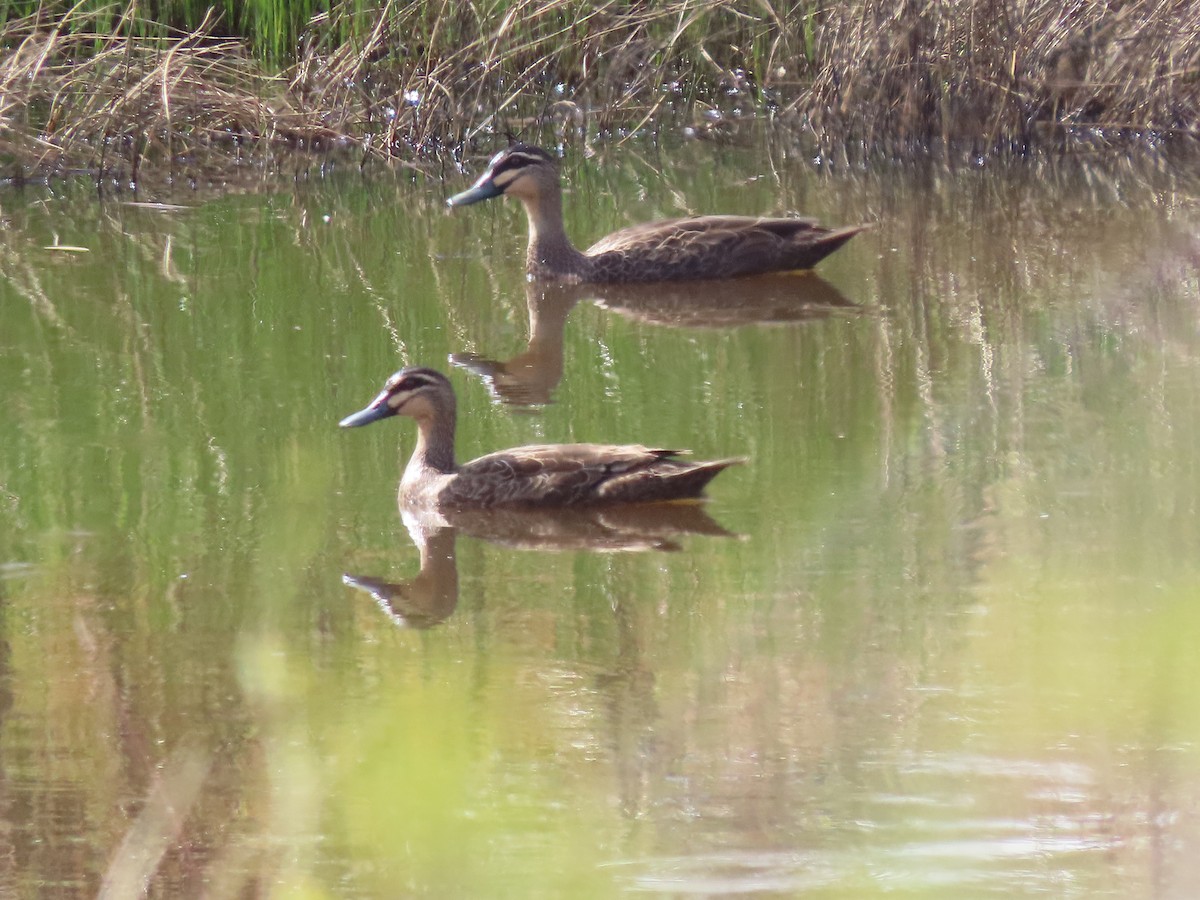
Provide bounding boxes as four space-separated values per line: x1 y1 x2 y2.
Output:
0 6 311 189
0 1 1197 189
803 0 1200 158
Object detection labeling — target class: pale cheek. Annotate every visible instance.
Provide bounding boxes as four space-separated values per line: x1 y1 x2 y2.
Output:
506 181 537 202
492 171 518 190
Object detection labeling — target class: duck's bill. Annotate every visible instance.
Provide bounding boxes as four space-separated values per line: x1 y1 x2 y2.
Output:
446 177 502 207
339 400 395 428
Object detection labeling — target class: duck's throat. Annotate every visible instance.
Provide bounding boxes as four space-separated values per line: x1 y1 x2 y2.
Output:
522 195 586 280
407 414 457 477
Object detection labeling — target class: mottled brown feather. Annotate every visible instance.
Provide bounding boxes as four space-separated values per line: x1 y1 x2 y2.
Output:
340 368 742 508
585 216 866 283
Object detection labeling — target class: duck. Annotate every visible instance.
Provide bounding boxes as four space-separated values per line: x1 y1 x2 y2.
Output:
339 367 741 508
446 143 866 283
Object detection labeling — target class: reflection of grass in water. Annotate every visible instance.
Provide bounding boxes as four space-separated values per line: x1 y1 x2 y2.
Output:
971 506 1200 751
322 661 617 896
233 450 617 895
2 155 1198 893
241 545 618 892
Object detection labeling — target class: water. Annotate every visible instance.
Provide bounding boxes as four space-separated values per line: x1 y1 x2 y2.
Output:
2 138 1200 897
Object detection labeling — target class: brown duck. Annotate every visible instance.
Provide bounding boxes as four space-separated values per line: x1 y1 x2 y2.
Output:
447 143 865 283
339 367 741 507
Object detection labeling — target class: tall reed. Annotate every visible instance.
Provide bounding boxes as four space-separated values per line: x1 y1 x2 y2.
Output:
0 1 1196 188
801 0 1200 157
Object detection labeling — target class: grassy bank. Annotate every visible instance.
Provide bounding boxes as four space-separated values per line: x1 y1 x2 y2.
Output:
0 1 1197 189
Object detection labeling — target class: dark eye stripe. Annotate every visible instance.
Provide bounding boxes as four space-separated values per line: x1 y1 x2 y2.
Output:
489 147 554 176
386 371 434 393
397 375 435 391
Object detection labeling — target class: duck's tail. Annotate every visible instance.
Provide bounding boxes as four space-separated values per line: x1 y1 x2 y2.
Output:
789 223 870 270
599 456 746 503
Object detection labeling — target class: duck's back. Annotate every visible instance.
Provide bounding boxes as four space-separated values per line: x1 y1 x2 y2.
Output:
440 444 738 507
584 216 864 283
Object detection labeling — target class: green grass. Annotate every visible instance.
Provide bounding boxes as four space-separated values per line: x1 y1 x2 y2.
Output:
0 0 1196 186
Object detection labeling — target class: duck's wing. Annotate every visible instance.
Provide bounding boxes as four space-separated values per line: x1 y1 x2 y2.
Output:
585 215 864 282
444 444 738 507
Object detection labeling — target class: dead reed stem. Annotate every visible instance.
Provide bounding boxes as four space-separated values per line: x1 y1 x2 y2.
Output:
0 0 1197 190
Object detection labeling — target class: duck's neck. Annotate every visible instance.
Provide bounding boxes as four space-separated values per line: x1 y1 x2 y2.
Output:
405 409 457 479
518 191 588 281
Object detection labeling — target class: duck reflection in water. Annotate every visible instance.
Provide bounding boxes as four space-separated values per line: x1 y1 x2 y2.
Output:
452 274 863 407
451 283 580 407
343 509 459 629
343 504 738 629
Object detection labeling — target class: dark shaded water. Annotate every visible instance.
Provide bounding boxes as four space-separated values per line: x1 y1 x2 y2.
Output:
2 139 1199 896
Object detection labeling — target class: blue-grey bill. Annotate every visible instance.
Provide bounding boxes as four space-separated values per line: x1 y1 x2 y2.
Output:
339 404 393 428
446 180 502 207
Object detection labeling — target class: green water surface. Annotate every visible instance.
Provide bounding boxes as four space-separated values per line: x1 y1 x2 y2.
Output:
2 139 1199 897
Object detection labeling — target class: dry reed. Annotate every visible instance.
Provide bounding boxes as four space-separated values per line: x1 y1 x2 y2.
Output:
0 1 1197 190
801 0 1200 158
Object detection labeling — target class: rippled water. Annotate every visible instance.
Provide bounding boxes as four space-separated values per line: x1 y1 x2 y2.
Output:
2 137 1199 897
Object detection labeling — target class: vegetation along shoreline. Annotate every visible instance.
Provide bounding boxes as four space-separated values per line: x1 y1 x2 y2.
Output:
1 1 1197 192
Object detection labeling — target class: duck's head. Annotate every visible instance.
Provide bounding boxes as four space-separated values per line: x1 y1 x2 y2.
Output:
339 367 454 428
446 144 558 208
